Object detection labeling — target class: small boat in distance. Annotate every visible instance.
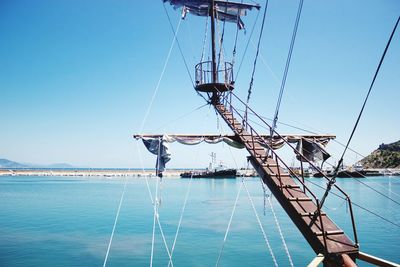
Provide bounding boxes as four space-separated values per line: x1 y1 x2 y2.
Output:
180 152 237 178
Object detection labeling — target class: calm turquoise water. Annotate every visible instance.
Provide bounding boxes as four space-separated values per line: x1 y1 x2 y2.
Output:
0 175 399 266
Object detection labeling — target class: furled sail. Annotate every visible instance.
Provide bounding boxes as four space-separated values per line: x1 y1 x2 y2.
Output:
296 138 331 163
135 134 334 174
142 137 171 176
163 0 260 29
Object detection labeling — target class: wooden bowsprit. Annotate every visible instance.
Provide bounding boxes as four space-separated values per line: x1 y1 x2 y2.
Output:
213 96 359 265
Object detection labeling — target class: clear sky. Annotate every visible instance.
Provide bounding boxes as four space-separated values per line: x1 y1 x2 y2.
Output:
0 0 399 169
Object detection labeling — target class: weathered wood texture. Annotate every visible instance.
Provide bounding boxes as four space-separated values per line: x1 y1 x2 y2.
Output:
214 103 359 257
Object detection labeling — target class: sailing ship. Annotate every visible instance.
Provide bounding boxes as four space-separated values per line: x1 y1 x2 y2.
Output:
135 1 399 266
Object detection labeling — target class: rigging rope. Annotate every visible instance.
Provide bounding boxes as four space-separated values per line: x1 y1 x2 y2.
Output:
150 143 162 267
162 3 210 104
244 0 269 126
305 179 400 229
217 18 226 71
215 181 243 267
150 141 175 266
200 17 209 62
231 0 243 68
156 213 174 267
103 177 128 267
270 0 304 136
260 180 295 267
155 103 208 132
139 15 183 134
241 109 400 203
167 106 213 267
243 179 279 267
235 8 260 79
318 15 400 210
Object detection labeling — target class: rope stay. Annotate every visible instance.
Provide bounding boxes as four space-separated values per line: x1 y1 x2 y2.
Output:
244 0 269 126
216 12 226 71
200 16 209 62
150 143 162 267
103 177 128 267
260 180 295 267
235 8 261 79
167 106 213 267
236 103 400 209
156 211 174 267
318 15 400 210
215 181 243 267
267 196 295 267
270 0 304 136
243 179 279 267
305 179 400 229
231 0 244 68
163 3 210 104
139 13 183 134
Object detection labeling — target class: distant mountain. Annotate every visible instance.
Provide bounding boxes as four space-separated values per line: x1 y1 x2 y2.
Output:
0 159 75 169
360 140 400 168
45 163 75 168
0 159 28 168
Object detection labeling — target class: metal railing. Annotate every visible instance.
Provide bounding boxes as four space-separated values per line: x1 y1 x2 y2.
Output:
195 61 234 86
218 92 359 248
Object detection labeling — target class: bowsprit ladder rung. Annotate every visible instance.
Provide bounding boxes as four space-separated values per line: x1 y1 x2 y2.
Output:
314 230 344 236
300 212 326 217
263 163 278 167
288 197 313 201
282 184 301 189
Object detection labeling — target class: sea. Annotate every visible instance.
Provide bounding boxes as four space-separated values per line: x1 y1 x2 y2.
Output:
1 175 399 266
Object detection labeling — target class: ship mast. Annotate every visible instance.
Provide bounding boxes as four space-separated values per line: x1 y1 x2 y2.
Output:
137 2 400 266
210 0 218 104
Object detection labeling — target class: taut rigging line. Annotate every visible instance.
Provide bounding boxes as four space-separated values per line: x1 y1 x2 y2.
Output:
244 0 269 126
318 15 400 210
270 0 304 136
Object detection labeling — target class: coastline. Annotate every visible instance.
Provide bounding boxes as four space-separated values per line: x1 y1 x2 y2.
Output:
0 168 191 178
1 168 397 178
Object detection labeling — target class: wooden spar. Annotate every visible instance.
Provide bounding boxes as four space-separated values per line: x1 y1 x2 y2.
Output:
210 0 218 104
133 134 336 139
307 254 325 267
358 252 400 267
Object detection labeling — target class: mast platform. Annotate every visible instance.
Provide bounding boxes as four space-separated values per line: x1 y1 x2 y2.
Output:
214 103 359 258
195 82 234 93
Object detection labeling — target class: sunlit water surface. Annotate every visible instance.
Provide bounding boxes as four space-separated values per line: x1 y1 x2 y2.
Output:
1 175 399 266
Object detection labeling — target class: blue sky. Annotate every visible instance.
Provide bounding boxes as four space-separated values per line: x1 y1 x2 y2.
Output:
0 0 399 168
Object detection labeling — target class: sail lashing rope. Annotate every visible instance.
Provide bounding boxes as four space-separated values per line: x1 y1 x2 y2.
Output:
318 15 400 210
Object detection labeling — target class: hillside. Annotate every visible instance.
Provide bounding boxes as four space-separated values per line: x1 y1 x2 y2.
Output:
0 159 74 169
0 159 28 168
361 140 400 168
